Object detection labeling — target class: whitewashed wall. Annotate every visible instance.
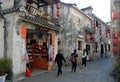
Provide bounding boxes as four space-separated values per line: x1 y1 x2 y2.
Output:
1 0 14 10
0 18 4 58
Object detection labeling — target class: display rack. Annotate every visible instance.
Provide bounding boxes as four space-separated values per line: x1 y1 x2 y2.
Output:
27 39 48 70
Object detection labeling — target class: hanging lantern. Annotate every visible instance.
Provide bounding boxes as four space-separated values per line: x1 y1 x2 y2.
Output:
114 32 118 39
93 19 96 33
86 35 90 41
106 28 108 37
113 47 118 54
56 2 60 9
112 11 118 20
57 9 60 17
113 39 119 46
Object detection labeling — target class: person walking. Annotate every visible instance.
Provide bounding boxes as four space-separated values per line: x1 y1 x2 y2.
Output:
82 49 87 67
55 50 66 76
70 49 78 72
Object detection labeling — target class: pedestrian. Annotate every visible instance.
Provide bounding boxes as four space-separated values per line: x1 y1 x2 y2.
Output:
70 49 78 72
82 49 87 67
101 44 104 58
55 50 66 76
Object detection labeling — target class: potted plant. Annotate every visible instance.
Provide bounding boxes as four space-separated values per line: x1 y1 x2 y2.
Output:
0 57 12 82
111 61 120 82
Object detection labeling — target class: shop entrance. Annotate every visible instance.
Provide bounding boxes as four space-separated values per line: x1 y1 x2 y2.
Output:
26 29 49 70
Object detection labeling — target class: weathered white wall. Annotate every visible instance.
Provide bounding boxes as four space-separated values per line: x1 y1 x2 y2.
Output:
12 19 37 81
55 3 92 64
0 18 4 58
4 13 27 81
1 0 14 10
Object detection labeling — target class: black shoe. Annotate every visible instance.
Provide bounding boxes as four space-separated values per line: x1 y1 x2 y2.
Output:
74 71 76 72
57 73 59 76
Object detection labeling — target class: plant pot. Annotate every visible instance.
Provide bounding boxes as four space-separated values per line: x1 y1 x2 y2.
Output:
0 74 7 82
26 70 32 77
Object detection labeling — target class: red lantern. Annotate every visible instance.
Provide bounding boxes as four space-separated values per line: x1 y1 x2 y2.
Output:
86 35 90 41
112 11 118 20
56 3 60 9
113 47 118 54
93 19 96 33
113 39 119 46
57 9 60 17
114 32 118 39
106 28 108 37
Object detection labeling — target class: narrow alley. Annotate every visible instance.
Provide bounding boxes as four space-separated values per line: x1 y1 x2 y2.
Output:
17 57 115 82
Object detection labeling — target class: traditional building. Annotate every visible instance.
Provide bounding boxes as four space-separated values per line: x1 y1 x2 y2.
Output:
81 6 111 59
56 3 93 64
0 0 61 81
110 0 120 71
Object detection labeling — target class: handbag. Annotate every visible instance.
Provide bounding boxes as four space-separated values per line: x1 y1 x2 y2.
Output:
70 57 76 62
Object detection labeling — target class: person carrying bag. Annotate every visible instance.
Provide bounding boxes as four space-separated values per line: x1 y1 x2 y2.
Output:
70 49 78 72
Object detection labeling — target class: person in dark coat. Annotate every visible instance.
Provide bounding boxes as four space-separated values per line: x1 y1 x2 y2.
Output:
82 49 87 67
55 50 66 76
71 49 78 72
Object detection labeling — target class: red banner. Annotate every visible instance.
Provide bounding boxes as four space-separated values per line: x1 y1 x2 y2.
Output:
52 33 56 63
20 27 26 40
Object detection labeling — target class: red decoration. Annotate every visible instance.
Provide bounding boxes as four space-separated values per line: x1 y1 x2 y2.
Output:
57 9 60 17
113 39 119 46
20 27 26 40
106 28 108 37
86 35 90 41
56 3 60 9
99 23 102 35
112 11 118 20
26 69 32 77
114 32 118 39
93 19 96 33
113 47 118 54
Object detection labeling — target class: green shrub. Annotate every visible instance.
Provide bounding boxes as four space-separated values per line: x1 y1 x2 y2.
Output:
114 62 120 72
0 57 12 75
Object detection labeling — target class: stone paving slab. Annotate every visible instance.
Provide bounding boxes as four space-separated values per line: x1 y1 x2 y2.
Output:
6 57 115 82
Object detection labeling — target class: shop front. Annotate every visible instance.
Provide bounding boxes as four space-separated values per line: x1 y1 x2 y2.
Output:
18 19 58 72
26 28 57 71
26 29 49 70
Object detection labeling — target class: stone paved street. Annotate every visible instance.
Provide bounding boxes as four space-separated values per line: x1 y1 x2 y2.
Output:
16 57 115 82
